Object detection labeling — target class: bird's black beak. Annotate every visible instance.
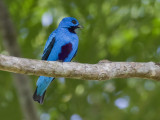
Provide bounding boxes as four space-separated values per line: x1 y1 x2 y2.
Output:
77 24 83 29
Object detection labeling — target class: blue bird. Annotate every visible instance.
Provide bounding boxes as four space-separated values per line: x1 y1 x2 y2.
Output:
33 17 82 104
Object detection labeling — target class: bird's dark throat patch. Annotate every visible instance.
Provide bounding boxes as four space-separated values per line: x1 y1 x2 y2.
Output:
58 43 73 61
68 26 78 34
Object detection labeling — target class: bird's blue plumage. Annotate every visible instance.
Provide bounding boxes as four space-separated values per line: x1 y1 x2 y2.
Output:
33 17 81 104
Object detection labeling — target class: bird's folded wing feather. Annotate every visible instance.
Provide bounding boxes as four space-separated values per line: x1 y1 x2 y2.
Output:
42 30 57 60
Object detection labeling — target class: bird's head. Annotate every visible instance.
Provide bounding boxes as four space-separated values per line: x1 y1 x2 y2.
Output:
58 17 82 30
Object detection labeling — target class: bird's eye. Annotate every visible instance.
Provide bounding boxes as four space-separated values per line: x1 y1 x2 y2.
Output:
72 20 77 24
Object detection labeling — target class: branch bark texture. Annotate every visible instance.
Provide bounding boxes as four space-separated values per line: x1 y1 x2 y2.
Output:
0 54 160 81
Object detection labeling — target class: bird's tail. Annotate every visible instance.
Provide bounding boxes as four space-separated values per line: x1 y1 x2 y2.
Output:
33 76 55 104
33 87 46 104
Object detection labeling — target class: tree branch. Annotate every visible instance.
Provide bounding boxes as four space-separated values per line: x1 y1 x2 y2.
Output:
0 54 160 81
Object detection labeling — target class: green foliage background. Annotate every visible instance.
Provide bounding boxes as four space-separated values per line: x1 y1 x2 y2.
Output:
1 0 160 119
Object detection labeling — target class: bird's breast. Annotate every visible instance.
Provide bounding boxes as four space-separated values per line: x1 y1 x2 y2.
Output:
55 28 79 61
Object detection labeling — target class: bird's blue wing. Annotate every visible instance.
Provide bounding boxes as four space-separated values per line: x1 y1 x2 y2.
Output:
42 37 55 60
41 29 57 60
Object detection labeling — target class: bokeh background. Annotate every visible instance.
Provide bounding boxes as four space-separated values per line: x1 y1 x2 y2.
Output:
1 0 160 120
